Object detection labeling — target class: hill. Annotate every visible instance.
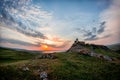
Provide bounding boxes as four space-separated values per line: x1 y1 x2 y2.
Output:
0 47 40 64
107 43 120 53
67 38 110 52
67 38 120 60
0 44 120 80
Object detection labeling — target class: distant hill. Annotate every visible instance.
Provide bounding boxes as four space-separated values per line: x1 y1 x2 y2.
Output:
107 43 120 53
0 47 40 63
0 47 42 53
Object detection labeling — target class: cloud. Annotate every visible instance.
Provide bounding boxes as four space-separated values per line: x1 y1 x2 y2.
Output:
0 38 40 47
0 0 52 39
74 21 111 41
84 35 97 41
84 34 111 41
83 31 92 37
97 21 106 34
42 40 71 48
92 27 97 33
1 0 119 49
99 0 120 44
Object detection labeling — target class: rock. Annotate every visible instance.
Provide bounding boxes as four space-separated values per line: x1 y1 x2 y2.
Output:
96 54 104 59
37 54 56 59
79 48 91 55
43 78 48 80
103 55 112 61
111 57 117 61
90 52 96 56
23 66 29 71
40 71 48 80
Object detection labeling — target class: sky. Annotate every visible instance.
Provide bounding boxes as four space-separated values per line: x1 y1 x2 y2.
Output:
0 0 120 51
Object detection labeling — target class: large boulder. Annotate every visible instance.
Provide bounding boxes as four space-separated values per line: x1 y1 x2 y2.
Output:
79 48 91 55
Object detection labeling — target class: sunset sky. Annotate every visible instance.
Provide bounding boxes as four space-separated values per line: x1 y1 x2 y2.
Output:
0 0 120 51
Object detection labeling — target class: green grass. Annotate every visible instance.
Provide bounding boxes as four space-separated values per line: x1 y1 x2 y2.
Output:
0 47 40 64
0 66 35 80
0 48 120 80
94 48 120 59
49 52 120 80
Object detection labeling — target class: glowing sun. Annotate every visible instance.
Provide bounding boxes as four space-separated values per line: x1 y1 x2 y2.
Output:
41 45 49 50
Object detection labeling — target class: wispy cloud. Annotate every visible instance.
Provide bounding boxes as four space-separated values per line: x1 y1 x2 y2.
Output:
42 40 71 48
74 21 111 41
97 21 106 34
0 38 40 47
83 0 120 45
99 0 120 44
84 35 97 41
0 0 52 39
92 27 97 33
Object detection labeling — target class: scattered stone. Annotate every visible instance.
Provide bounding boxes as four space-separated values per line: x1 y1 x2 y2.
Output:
96 54 104 59
43 78 48 80
23 66 29 71
40 71 48 80
90 52 96 56
37 54 56 59
103 55 112 61
111 57 117 61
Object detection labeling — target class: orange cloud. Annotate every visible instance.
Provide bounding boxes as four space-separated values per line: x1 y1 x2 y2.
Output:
39 44 56 51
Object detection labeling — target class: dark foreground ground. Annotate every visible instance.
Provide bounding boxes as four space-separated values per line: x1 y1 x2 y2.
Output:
0 47 120 80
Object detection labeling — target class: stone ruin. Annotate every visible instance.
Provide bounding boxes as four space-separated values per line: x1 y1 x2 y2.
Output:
67 38 110 52
67 38 85 52
67 38 114 61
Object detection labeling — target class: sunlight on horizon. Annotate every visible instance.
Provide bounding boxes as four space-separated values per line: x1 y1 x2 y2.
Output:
0 0 120 51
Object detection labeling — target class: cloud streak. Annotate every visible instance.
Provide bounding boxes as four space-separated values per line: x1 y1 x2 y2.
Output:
97 21 106 34
74 21 111 41
42 40 71 48
0 0 52 39
0 38 40 47
99 0 120 44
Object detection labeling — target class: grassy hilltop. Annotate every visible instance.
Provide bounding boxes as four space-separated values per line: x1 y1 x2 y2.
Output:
0 47 120 80
0 47 39 64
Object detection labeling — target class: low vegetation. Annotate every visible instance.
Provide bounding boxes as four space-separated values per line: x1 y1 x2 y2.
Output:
0 47 120 80
0 47 39 64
